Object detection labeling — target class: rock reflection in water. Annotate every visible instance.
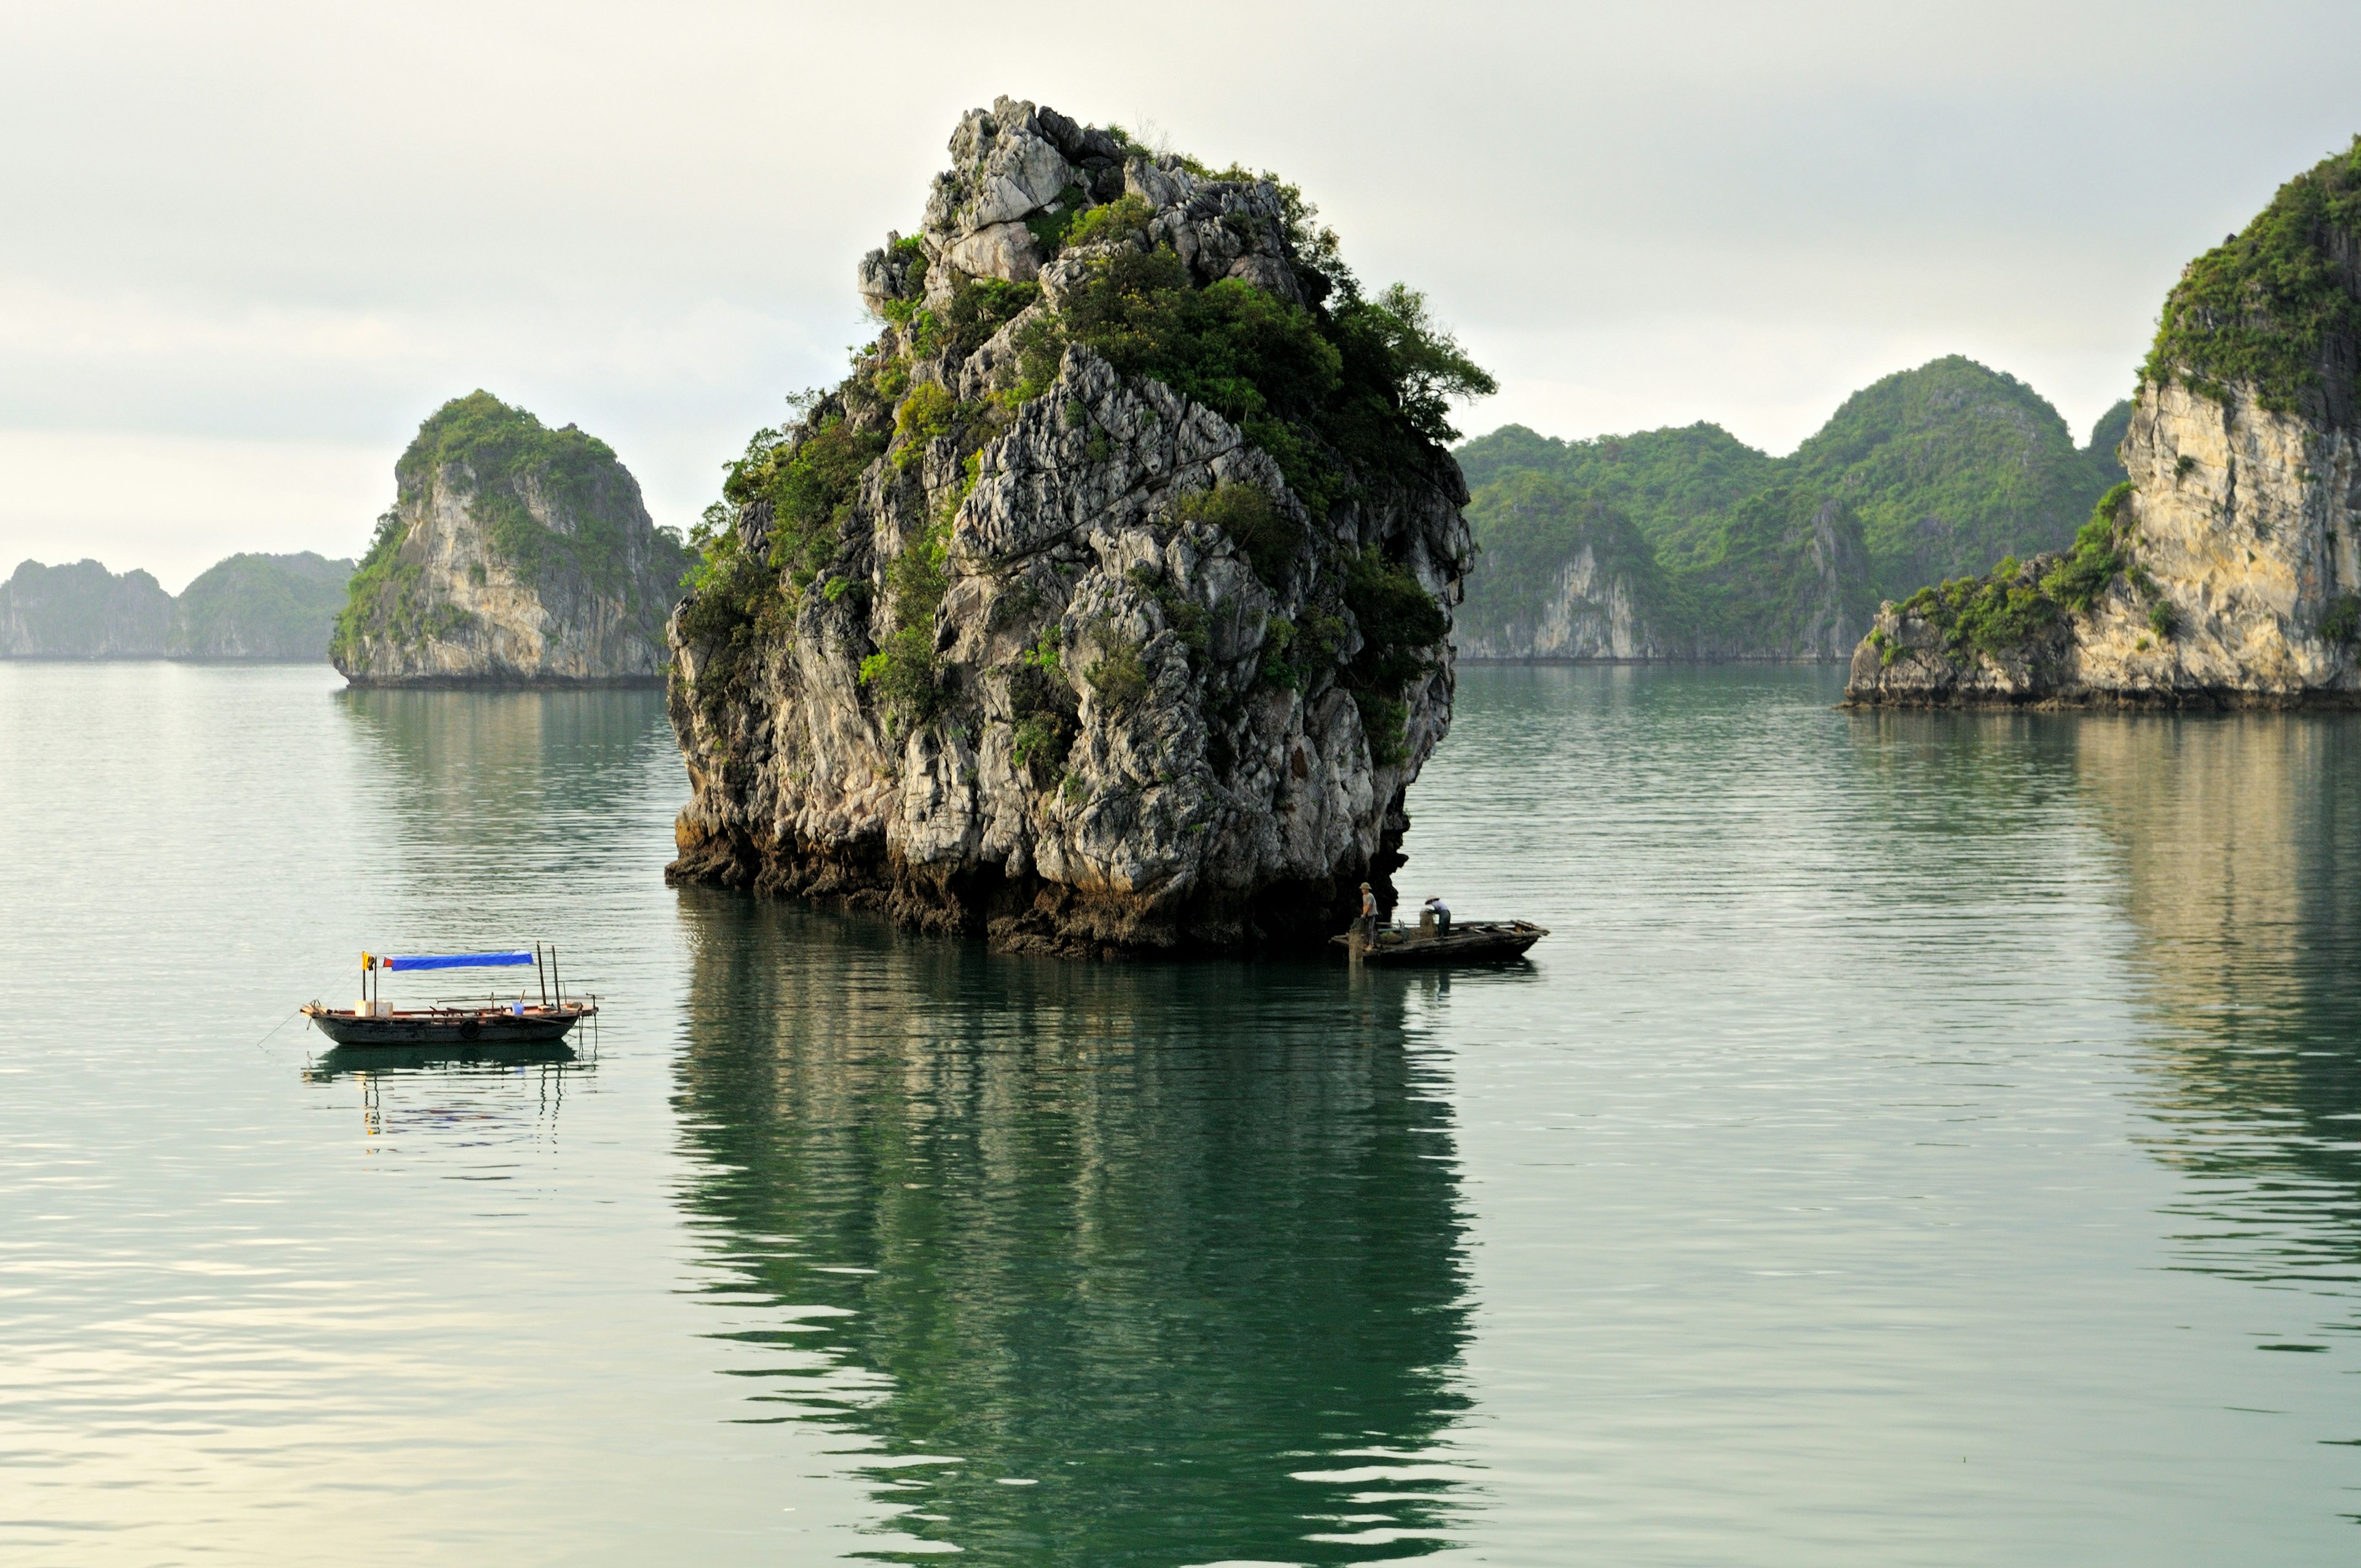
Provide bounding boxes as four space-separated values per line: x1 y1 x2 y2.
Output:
2070 715 2361 1321
1846 705 2361 1332
673 889 1475 1564
336 685 671 881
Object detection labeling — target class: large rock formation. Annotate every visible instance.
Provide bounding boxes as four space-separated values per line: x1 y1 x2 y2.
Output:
0 560 172 656
169 552 354 659
1846 138 2361 708
665 97 1489 955
332 392 689 687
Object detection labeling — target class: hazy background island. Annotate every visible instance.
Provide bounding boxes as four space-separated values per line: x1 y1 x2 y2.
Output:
6 0 2361 593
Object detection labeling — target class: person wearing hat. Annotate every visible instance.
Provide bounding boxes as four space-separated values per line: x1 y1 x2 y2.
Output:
1358 881 1378 943
1422 894 1451 937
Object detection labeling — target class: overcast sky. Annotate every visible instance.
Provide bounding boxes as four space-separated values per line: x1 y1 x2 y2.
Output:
4 0 2357 590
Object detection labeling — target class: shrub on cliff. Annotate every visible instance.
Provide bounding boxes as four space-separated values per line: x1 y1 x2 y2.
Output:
2143 136 2361 414
1034 242 1491 516
1897 482 2139 660
1174 483 1300 589
721 416 890 587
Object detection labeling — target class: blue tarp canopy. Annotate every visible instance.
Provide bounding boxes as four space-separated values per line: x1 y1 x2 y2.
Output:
382 951 536 972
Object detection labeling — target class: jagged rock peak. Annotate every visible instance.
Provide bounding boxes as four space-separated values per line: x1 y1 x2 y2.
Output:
1845 139 2361 709
670 97 1495 956
332 392 689 688
859 97 1324 319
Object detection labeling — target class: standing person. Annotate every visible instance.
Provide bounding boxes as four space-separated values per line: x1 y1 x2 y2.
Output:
1422 895 1451 936
1359 881 1378 943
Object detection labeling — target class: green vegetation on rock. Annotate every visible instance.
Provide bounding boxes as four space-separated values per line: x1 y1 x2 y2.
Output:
1683 481 1876 652
2142 137 2361 414
1025 249 1491 516
1896 482 2140 660
394 392 643 592
1790 357 2114 599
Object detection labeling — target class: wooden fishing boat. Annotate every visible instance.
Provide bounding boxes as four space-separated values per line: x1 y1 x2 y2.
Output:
303 944 596 1047
1332 919 1548 967
302 1001 593 1047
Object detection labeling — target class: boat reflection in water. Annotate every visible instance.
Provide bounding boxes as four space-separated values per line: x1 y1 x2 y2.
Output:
673 888 1478 1566
304 1042 585 1142
304 1042 580 1082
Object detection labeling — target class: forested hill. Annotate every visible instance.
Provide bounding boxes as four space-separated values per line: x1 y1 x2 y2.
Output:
1452 357 2131 660
1458 422 1777 570
1787 357 2121 600
171 552 355 658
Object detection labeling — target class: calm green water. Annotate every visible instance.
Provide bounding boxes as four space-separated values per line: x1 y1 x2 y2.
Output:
1 662 2356 1564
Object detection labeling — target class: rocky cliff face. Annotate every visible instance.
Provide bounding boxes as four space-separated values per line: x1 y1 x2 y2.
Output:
0 560 172 656
1847 139 2361 708
666 97 1485 955
1456 544 1674 660
1452 472 1679 659
333 392 688 687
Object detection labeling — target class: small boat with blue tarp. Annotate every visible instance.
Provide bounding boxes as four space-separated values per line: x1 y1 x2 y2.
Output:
302 943 596 1046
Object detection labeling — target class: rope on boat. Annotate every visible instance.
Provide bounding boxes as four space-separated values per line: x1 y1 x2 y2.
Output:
250 1001 309 1055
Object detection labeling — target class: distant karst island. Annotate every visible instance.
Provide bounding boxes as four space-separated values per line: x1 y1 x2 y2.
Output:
663 95 1493 956
1 552 355 660
330 391 689 687
1846 136 2361 707
1452 357 2130 663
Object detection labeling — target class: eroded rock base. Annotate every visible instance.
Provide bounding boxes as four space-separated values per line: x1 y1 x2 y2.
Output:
666 818 1403 960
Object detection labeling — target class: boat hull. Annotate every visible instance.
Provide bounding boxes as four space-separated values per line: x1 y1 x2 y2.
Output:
303 1005 590 1047
1332 921 1548 967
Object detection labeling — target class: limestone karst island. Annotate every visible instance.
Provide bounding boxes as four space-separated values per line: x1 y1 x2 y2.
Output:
1845 140 2361 707
330 392 689 687
664 98 1492 956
